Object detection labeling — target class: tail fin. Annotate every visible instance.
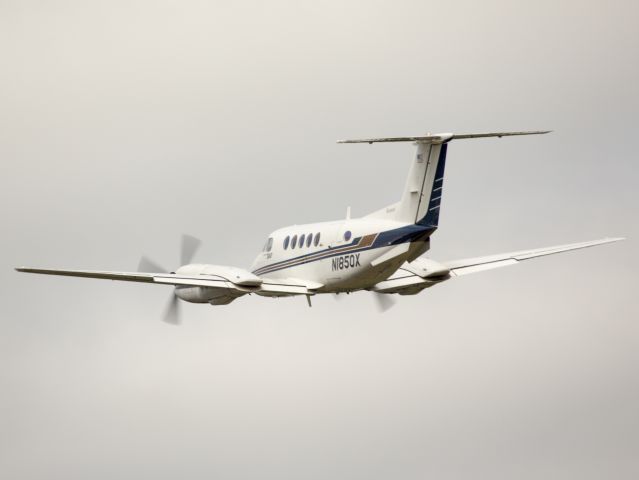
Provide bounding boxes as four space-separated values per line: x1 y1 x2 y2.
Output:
361 137 450 227
415 142 447 227
343 130 550 227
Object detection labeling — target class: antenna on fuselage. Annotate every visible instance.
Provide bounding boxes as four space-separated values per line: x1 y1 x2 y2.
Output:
346 206 351 220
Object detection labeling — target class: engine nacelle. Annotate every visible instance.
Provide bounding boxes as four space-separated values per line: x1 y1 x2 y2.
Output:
404 257 450 279
175 286 243 305
175 264 262 286
172 264 262 306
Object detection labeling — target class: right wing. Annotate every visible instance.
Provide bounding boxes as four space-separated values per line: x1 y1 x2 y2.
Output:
371 237 624 295
445 237 624 276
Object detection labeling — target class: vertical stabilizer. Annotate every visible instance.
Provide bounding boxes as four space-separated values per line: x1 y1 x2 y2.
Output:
362 139 449 227
396 141 448 227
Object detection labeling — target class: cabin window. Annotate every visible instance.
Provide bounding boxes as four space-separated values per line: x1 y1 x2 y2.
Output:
283 236 290 250
344 230 352 242
291 234 298 249
306 233 312 247
314 232 320 246
299 234 305 248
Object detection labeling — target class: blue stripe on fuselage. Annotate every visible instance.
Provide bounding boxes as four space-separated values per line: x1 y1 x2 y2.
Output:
253 236 361 275
253 224 434 276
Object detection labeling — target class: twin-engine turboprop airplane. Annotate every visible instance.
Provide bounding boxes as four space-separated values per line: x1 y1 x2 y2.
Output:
16 131 623 322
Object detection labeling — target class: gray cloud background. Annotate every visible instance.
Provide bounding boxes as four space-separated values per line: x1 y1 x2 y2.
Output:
1 1 638 479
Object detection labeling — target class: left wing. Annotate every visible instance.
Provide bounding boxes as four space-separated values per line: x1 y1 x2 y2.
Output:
15 267 157 283
371 237 624 295
14 267 316 297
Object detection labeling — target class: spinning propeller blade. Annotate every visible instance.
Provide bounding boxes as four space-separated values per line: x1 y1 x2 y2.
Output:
137 256 166 274
373 292 397 313
163 294 180 325
181 234 202 266
137 234 202 325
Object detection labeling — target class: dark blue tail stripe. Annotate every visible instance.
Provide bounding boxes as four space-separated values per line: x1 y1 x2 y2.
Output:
417 143 448 227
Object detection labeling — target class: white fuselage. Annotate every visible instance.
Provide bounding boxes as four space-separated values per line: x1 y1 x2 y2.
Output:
250 217 433 293
249 137 450 293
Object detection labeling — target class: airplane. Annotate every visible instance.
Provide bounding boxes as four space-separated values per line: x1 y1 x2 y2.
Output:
16 131 624 323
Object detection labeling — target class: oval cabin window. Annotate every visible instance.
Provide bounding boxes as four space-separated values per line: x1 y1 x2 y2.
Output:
291 235 298 249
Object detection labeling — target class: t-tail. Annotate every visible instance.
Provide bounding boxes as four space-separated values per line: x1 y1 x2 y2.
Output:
339 130 551 229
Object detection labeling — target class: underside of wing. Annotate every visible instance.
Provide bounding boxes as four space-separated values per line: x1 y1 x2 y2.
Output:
15 267 157 283
444 237 624 276
15 267 321 301
256 278 323 297
370 237 624 295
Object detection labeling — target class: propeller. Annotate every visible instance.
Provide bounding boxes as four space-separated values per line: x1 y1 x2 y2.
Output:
138 256 166 274
334 291 397 312
373 292 397 313
163 295 180 325
138 234 202 325
181 234 202 265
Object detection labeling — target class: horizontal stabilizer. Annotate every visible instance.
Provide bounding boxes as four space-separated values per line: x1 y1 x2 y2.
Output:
337 130 551 144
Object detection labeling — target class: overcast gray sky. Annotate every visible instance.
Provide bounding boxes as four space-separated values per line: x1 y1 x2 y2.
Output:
1 1 638 479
